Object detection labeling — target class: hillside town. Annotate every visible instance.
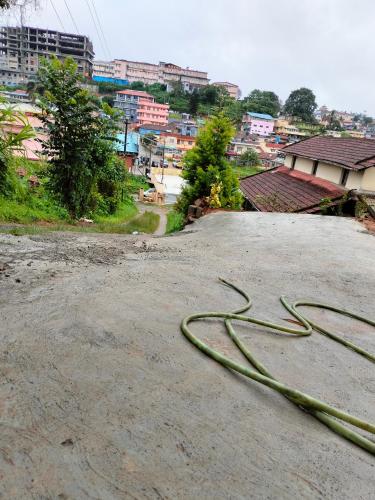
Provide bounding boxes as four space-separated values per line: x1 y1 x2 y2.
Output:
0 1 374 499
1 22 375 219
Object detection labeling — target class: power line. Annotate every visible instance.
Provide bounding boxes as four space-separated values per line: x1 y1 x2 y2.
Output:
84 0 109 59
90 0 111 59
62 0 79 33
49 0 66 32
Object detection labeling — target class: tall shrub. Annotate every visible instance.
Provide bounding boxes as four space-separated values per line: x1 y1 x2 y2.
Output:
38 57 124 218
177 113 243 213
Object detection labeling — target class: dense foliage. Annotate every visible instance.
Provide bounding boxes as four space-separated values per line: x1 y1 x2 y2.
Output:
176 114 243 214
243 90 281 117
238 149 260 167
38 57 125 218
284 87 317 123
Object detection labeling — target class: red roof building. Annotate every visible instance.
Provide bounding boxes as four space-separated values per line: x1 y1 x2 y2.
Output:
240 166 346 213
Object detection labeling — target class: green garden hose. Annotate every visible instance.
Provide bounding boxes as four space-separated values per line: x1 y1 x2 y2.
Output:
181 278 375 455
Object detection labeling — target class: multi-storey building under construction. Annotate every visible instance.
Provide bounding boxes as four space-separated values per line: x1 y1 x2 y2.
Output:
0 25 94 86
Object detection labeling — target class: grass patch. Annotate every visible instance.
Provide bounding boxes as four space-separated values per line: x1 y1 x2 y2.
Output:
123 211 160 234
125 174 150 194
0 209 160 236
0 196 69 223
166 210 185 233
93 200 138 224
232 165 263 179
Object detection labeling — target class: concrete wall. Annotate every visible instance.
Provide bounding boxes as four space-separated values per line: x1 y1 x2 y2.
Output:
362 167 375 190
346 170 363 190
316 162 342 184
295 157 313 174
284 154 294 168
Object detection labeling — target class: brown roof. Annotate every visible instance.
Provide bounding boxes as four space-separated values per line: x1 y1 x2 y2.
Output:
117 90 152 98
282 136 375 171
240 166 346 213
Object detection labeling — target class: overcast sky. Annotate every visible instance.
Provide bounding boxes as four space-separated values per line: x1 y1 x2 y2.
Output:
2 0 374 115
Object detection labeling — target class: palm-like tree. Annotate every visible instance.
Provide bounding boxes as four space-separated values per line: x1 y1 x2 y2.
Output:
0 97 35 191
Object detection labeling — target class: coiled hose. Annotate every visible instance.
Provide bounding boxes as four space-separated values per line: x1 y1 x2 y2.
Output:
181 278 375 455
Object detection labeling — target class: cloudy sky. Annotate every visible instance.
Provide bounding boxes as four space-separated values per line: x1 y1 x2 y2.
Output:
2 0 374 115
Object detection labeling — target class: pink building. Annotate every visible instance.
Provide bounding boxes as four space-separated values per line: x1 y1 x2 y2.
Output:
137 99 169 126
114 89 169 126
242 112 275 137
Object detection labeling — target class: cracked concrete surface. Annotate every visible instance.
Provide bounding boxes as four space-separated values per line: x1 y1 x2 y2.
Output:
0 212 374 499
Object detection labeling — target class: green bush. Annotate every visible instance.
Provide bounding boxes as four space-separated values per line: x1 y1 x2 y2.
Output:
166 210 185 233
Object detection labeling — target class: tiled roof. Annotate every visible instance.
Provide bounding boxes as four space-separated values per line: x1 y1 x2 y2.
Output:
240 166 346 213
282 135 375 171
116 90 152 98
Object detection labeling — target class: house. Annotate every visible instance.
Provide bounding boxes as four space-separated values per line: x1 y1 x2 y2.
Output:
212 82 241 99
242 112 275 137
114 90 169 126
137 123 172 136
115 131 139 170
0 101 47 161
240 135 375 215
282 136 375 191
228 141 260 157
274 119 306 139
173 120 198 137
160 132 196 155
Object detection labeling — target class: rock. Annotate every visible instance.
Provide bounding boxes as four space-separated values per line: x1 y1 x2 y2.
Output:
0 263 9 273
195 206 203 218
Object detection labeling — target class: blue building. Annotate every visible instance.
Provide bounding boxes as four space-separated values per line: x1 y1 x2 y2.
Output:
92 75 129 86
115 132 139 155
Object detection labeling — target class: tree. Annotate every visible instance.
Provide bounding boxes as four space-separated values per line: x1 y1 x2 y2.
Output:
38 57 124 218
188 90 200 115
176 113 243 213
243 89 281 117
239 149 259 167
362 115 373 126
0 0 15 9
284 87 317 123
221 98 244 126
327 110 342 131
0 97 34 193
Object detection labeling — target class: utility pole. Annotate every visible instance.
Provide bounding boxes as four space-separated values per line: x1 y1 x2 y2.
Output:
161 136 166 183
123 117 129 170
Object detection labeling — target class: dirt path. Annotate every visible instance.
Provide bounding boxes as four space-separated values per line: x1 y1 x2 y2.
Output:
136 201 168 235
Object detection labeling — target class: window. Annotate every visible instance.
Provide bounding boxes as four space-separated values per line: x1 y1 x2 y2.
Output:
312 160 319 175
340 169 349 186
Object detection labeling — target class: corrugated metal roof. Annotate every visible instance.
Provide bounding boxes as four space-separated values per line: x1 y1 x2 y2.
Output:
247 112 274 120
115 132 139 154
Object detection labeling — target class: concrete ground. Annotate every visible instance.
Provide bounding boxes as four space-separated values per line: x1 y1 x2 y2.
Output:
0 212 374 499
